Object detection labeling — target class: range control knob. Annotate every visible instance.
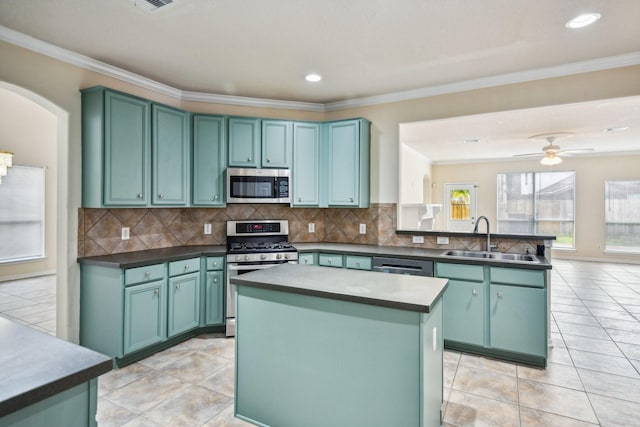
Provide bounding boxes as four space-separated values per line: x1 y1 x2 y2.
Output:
284 253 290 259
276 253 283 260
260 254 267 260
244 255 250 261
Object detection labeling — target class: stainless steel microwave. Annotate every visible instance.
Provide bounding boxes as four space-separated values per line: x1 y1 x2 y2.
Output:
226 167 291 204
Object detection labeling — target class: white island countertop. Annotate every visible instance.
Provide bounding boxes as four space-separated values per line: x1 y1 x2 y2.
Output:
230 263 448 313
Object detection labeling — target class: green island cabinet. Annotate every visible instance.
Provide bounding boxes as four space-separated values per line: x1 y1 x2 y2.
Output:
435 262 547 366
202 256 225 326
228 117 293 169
80 258 204 365
81 87 190 207
310 252 373 271
192 115 227 206
291 122 321 206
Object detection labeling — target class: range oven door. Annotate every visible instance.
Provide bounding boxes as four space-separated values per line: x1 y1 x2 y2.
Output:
225 261 295 337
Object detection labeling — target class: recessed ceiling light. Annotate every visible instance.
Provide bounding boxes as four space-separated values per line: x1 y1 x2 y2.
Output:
565 13 601 29
305 73 322 83
603 126 629 133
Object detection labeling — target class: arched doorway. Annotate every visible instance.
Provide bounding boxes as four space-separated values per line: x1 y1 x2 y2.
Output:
0 82 70 340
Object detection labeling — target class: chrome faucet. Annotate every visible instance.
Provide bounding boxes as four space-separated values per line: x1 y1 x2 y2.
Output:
473 216 491 252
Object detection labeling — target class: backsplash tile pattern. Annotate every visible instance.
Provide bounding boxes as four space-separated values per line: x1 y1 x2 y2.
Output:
78 204 542 257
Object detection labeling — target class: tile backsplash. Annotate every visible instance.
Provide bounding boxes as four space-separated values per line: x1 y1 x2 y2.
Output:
78 204 542 257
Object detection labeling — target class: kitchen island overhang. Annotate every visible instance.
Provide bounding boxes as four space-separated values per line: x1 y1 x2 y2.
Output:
231 263 449 427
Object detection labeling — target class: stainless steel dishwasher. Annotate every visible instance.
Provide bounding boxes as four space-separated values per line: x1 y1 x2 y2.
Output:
371 256 434 276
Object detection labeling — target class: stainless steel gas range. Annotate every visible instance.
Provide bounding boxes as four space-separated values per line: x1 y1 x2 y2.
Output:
225 219 298 337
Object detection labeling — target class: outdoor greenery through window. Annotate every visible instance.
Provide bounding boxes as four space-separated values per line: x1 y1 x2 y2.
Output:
0 165 45 263
605 180 640 253
497 171 575 249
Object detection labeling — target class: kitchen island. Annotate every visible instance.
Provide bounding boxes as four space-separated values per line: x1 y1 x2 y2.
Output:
231 263 449 427
0 317 112 427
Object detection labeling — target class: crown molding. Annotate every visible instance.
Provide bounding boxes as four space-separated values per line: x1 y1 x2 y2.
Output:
324 52 640 111
3 24 640 113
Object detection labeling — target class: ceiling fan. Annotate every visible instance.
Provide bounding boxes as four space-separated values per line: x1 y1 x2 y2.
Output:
514 132 594 165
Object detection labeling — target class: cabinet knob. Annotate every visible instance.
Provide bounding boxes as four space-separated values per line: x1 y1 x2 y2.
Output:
327 259 332 264
137 193 144 199
472 289 477 296
497 292 503 299
247 157 252 162
356 261 361 267
213 195 218 200
304 259 308 264
213 277 217 283
176 284 181 290
145 271 151 277
153 289 159 296
212 261 218 267
298 197 302 202
184 265 189 271
266 158 271 163
350 197 354 202
159 194 164 199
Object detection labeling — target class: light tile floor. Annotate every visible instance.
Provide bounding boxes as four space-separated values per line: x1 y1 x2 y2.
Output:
2 260 640 426
0 274 56 335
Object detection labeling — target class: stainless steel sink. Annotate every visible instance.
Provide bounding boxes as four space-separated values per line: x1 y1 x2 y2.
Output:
441 250 540 263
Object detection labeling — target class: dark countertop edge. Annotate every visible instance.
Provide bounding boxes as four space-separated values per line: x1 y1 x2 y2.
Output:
395 230 557 241
77 243 551 271
231 275 448 314
0 359 112 418
295 243 552 271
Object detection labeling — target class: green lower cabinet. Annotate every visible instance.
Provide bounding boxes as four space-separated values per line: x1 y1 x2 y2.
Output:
297 253 316 265
168 272 201 337
318 253 344 268
345 255 372 270
489 284 546 357
205 270 224 325
443 279 485 346
124 280 167 354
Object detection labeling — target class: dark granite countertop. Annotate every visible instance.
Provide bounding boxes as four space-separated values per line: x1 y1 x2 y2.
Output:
294 243 552 270
0 317 112 417
231 263 449 313
77 243 551 270
78 245 227 268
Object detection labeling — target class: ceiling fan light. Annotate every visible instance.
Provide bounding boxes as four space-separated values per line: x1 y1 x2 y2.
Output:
540 154 562 166
565 13 601 29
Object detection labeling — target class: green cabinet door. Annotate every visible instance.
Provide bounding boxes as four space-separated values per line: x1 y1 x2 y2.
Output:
262 120 292 168
192 115 227 206
205 270 224 325
168 271 201 337
152 104 189 205
489 284 546 357
228 117 261 167
324 119 370 208
103 91 151 206
292 122 321 206
443 279 485 346
298 253 316 265
124 280 167 354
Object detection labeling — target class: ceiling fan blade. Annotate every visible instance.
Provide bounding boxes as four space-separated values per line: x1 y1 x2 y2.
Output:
556 148 595 155
513 152 544 157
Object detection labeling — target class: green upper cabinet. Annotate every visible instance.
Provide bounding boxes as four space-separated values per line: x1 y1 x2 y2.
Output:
292 122 321 206
228 117 261 168
323 119 370 208
152 105 190 206
82 88 151 207
262 120 293 168
192 115 227 206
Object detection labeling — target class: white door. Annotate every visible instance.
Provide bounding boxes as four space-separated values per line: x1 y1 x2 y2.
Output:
444 183 478 232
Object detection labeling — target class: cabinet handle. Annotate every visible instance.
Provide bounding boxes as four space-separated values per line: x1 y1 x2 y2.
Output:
137 193 144 199
497 292 503 299
176 284 181 290
159 194 164 199
327 259 332 264
472 289 477 296
213 277 217 283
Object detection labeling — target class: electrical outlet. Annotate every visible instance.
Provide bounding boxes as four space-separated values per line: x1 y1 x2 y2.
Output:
121 227 130 240
437 236 449 245
308 222 315 233
412 235 424 244
359 224 366 234
204 223 212 234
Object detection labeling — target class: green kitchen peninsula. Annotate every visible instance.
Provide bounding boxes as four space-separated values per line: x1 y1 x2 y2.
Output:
231 264 449 427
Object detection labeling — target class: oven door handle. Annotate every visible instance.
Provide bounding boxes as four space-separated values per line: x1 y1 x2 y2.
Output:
227 263 281 272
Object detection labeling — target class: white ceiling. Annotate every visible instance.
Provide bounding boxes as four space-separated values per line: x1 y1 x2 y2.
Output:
1 0 640 160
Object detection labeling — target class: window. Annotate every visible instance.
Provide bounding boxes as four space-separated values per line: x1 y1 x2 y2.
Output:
497 171 575 249
605 180 640 253
0 166 45 263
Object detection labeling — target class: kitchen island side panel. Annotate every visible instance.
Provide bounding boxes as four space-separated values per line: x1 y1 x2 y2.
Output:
235 285 442 427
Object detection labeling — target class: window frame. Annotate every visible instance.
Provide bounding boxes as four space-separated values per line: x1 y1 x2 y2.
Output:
604 180 640 254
